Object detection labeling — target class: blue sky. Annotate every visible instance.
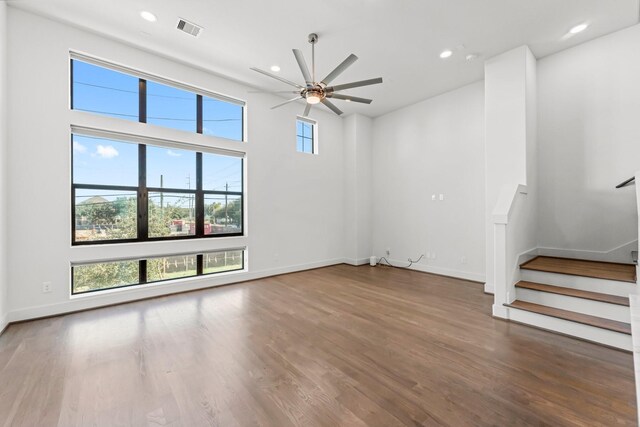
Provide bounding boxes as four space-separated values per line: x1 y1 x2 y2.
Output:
73 135 242 192
72 60 242 194
72 60 243 140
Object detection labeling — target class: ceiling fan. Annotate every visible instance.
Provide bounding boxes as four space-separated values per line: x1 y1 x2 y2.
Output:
250 33 383 117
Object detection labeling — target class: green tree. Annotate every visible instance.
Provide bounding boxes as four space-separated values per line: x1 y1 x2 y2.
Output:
73 260 138 293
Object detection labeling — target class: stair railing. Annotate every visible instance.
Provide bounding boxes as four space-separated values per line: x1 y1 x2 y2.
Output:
616 176 635 189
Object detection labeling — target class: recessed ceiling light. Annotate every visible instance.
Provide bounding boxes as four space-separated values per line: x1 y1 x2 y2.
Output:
569 23 588 34
270 65 281 72
439 49 453 59
140 11 157 22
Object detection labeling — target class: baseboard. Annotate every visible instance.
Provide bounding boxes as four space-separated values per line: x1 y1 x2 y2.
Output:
6 257 347 325
537 240 638 264
0 312 8 336
344 257 371 266
517 248 539 265
381 258 485 283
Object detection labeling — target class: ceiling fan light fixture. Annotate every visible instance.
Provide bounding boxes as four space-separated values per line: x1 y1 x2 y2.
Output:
306 93 322 104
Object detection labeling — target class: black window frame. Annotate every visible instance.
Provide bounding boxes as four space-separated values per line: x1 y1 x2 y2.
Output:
70 58 245 142
71 249 246 295
71 132 244 246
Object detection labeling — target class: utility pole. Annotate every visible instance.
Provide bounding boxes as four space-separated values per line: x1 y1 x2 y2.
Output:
186 174 192 220
160 174 164 210
225 182 229 226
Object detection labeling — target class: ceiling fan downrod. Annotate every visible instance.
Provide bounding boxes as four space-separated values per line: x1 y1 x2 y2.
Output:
309 33 318 83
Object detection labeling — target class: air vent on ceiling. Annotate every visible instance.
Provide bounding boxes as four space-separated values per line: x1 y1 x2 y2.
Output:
177 18 203 37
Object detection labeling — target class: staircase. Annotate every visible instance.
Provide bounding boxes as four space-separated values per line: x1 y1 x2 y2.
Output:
503 256 636 351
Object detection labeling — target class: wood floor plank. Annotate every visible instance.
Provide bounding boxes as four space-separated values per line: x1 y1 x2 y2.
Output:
520 256 637 283
506 300 632 334
516 281 630 306
0 264 636 426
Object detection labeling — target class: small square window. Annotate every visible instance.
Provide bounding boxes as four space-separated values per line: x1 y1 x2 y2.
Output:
296 118 316 154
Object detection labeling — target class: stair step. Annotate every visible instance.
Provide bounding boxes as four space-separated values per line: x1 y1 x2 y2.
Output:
520 256 636 283
515 281 630 306
505 300 631 335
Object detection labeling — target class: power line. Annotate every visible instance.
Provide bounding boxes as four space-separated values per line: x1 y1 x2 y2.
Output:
75 81 192 100
75 108 240 122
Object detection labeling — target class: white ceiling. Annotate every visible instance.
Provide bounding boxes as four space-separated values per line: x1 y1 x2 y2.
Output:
7 0 640 117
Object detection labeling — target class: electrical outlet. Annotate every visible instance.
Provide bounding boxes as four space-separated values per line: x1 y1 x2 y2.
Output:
461 256 467 265
42 281 52 293
439 194 444 201
431 194 436 201
432 252 437 260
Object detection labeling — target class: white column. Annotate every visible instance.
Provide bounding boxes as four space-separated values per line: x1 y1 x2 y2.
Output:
484 46 537 295
343 114 373 265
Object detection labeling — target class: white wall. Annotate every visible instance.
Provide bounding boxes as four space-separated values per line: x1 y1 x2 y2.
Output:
343 114 373 265
537 24 640 262
371 82 485 282
0 1 8 331
5 8 347 320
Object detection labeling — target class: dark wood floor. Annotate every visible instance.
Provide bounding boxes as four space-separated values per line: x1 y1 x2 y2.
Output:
0 264 636 426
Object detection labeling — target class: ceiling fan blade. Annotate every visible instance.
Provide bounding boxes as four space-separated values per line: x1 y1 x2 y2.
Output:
250 67 304 89
326 93 372 104
320 54 358 86
321 98 343 116
292 49 313 86
303 104 312 117
249 90 300 94
328 77 383 92
271 96 302 110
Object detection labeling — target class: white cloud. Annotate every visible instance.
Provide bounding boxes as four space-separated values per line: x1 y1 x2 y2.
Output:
73 141 87 153
167 150 182 157
95 145 119 159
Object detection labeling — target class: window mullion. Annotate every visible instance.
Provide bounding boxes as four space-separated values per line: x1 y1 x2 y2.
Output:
138 79 148 241
138 144 148 240
139 259 147 284
139 78 147 123
197 94 203 134
196 152 204 237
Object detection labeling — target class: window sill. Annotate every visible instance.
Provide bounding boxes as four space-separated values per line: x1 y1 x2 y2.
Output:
69 266 247 300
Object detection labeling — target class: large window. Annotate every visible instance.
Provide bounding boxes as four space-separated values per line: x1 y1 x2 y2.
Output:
296 117 316 154
70 56 245 141
72 249 245 294
72 132 244 245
